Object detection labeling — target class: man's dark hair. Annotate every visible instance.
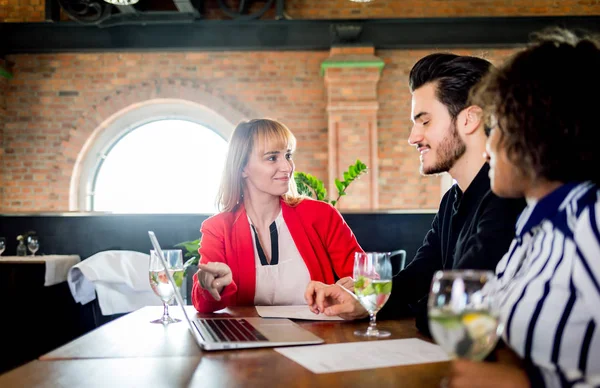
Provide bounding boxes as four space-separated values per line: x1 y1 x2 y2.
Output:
409 53 493 120
471 27 600 184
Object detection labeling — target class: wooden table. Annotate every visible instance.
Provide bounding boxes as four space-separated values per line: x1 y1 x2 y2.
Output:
0 306 450 387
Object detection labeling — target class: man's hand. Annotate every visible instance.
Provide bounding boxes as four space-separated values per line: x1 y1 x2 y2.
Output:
304 282 368 320
336 276 354 290
445 359 529 388
196 262 232 301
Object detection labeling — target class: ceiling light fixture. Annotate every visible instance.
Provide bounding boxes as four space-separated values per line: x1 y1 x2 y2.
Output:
104 0 139 5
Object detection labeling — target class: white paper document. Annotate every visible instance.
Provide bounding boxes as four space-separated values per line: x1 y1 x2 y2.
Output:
275 338 449 374
255 305 344 321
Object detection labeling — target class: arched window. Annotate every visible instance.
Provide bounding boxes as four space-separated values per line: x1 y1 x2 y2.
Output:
74 100 235 213
92 119 227 213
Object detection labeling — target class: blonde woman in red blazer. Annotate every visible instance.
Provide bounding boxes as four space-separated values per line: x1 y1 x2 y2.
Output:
192 119 364 313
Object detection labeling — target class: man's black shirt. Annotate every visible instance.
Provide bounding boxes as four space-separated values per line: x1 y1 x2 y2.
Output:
379 163 526 335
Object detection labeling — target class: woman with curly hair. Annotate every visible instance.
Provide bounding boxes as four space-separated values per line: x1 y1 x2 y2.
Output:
447 28 600 387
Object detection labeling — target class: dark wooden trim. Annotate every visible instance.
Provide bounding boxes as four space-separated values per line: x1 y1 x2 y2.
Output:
44 0 61 22
1 16 599 54
172 0 197 13
115 5 138 14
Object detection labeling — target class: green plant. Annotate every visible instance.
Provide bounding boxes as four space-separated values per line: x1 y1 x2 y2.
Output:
294 159 368 207
174 239 201 274
176 159 368 273
17 230 37 243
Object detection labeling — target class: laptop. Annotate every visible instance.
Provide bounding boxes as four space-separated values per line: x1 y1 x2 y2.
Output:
148 231 324 351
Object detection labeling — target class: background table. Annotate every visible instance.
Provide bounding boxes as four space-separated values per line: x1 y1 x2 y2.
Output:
0 255 88 374
0 254 80 286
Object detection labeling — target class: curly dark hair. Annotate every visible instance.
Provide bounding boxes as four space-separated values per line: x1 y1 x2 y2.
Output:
471 27 600 184
409 53 492 119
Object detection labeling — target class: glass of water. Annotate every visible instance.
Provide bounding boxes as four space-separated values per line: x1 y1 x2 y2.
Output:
353 252 393 338
27 236 40 256
149 249 184 324
428 270 501 361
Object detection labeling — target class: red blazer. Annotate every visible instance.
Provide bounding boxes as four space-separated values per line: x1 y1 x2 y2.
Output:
191 198 364 313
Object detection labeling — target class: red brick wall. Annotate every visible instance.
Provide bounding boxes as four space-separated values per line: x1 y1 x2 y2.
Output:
1 52 329 211
283 0 600 19
0 0 45 22
2 0 598 23
1 48 515 212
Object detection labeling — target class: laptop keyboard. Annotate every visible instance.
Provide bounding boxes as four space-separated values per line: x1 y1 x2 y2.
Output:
198 319 268 342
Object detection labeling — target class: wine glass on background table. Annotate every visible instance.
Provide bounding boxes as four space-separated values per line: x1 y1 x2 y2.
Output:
428 270 501 361
149 249 183 324
0 237 5 256
353 252 393 338
27 235 39 256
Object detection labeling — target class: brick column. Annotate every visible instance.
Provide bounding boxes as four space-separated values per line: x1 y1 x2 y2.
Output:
0 60 11 211
322 47 384 210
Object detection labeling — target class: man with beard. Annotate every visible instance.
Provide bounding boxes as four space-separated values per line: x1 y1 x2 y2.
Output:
305 53 526 336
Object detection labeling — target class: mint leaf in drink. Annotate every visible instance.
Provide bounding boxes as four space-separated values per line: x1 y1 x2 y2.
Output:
354 276 365 290
360 283 375 296
374 281 392 295
173 270 184 288
429 312 462 329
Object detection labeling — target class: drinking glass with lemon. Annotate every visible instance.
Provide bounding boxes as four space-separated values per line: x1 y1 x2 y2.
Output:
428 270 501 360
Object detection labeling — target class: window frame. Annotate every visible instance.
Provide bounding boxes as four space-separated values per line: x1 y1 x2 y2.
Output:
72 99 235 212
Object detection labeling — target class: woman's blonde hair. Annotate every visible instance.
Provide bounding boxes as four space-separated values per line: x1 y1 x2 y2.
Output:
216 118 303 212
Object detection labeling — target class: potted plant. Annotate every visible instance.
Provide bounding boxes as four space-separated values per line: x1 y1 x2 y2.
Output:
175 238 201 274
294 159 367 206
174 238 201 303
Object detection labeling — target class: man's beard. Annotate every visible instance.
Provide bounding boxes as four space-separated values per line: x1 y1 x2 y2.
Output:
421 123 466 175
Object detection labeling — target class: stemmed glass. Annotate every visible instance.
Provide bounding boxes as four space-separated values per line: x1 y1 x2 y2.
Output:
353 252 393 338
27 236 39 256
149 249 184 325
0 237 5 256
428 270 501 360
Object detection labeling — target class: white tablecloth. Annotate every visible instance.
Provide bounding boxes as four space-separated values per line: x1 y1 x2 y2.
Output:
0 255 81 286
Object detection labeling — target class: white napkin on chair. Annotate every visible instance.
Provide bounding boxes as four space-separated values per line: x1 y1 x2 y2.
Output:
68 250 162 315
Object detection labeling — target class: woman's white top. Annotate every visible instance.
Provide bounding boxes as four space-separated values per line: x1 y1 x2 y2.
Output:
250 211 311 305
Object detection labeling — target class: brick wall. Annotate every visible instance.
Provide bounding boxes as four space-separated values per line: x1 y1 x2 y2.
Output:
1 52 330 211
0 0 45 22
2 0 598 23
1 48 515 212
284 0 600 19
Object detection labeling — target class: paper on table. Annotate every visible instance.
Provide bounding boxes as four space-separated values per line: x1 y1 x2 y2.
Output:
255 305 344 321
275 338 449 374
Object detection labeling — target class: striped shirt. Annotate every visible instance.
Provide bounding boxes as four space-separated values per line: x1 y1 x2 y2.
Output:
495 181 600 388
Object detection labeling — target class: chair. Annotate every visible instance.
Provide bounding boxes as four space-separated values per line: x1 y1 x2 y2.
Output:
389 249 407 274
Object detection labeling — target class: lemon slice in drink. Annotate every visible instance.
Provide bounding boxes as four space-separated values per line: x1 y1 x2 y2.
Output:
462 313 497 339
